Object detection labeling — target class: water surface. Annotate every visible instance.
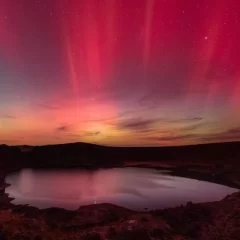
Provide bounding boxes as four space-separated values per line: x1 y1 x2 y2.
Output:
6 168 238 210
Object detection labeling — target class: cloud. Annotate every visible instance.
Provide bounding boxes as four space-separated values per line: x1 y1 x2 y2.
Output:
200 126 240 142
56 125 70 132
36 103 60 109
180 122 205 131
117 117 203 132
147 124 240 143
84 131 101 136
118 118 157 131
1 115 17 119
148 126 240 144
167 117 203 124
227 127 240 135
151 134 198 142
116 187 149 199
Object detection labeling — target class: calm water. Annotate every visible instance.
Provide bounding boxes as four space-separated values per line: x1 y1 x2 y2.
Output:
5 168 238 210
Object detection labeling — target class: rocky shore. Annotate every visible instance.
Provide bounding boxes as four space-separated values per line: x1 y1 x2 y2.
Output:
0 191 239 240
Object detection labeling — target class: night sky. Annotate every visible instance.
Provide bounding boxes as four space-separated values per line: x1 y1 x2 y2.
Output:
1 0 240 146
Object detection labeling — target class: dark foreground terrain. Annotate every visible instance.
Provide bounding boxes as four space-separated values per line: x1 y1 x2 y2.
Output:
0 191 240 240
0 142 240 239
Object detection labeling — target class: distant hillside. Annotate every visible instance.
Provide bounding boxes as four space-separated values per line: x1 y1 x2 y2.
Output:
24 142 117 168
15 145 34 152
1 141 240 170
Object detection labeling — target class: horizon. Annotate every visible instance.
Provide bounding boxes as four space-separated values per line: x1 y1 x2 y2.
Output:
1 0 240 146
3 139 240 148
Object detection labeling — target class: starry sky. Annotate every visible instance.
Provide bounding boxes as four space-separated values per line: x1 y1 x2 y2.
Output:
1 0 240 146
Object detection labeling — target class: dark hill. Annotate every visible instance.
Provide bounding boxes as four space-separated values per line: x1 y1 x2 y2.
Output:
1 141 240 170
18 141 240 169
0 145 23 171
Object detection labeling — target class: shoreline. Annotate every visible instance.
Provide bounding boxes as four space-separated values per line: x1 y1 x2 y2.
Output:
2 163 240 209
0 189 239 239
125 161 240 189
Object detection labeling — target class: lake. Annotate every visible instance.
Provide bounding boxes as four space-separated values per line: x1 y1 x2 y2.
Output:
5 167 238 210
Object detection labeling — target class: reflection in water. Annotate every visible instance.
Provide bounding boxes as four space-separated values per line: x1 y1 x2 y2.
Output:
6 168 238 210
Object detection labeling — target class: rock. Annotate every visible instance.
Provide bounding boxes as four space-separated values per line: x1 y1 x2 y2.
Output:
0 231 6 240
82 232 102 240
127 220 137 225
140 216 149 222
106 227 117 238
150 228 165 238
43 207 76 229
172 235 186 240
33 235 42 240
12 205 28 213
112 229 151 240
98 209 120 223
13 233 31 240
45 219 58 229
43 208 76 222
14 206 40 219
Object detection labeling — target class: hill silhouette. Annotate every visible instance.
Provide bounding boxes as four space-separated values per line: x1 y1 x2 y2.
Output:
1 141 240 170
